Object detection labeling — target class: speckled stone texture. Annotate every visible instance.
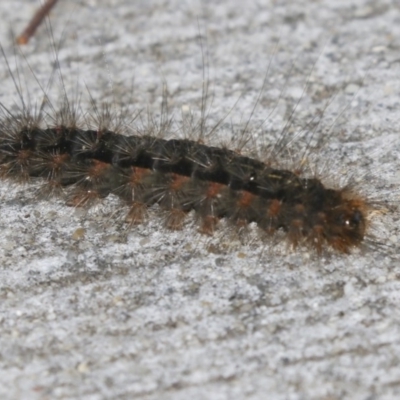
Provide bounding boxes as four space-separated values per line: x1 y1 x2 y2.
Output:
0 1 400 399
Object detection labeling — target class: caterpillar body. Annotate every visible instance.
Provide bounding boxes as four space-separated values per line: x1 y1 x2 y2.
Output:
0 3 395 258
0 105 370 254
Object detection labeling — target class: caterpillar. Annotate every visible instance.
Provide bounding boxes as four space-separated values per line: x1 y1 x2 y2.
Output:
0 114 369 254
0 4 395 257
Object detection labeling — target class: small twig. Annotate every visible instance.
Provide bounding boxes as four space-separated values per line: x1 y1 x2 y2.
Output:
16 0 58 45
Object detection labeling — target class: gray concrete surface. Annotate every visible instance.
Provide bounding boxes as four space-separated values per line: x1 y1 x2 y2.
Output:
0 0 400 399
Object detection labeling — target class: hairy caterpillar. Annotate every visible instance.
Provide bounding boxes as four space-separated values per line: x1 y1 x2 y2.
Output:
0 114 370 253
0 2 396 257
